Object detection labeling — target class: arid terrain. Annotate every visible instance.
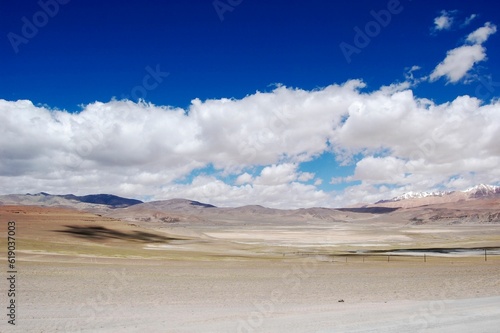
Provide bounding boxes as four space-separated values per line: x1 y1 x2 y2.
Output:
1 191 500 332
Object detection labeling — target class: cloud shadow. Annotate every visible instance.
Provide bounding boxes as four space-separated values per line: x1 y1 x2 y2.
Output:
55 225 183 243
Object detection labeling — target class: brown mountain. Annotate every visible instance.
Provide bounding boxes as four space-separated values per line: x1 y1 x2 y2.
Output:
369 184 500 209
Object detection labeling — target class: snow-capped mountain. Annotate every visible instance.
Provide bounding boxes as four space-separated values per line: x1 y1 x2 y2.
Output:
463 184 500 198
390 190 452 202
387 184 499 202
372 184 500 208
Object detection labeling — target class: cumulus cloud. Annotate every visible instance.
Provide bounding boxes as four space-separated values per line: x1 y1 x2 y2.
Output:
254 164 300 186
430 22 497 83
429 44 486 83
158 175 331 209
404 65 424 84
1 77 500 207
297 172 315 182
433 10 455 31
313 179 323 186
466 21 497 44
333 92 500 204
235 172 253 185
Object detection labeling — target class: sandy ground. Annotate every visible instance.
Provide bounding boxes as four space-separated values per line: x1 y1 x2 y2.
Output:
3 258 500 333
1 205 500 332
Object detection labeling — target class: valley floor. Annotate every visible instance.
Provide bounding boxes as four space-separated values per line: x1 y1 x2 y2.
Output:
6 257 500 333
1 205 500 332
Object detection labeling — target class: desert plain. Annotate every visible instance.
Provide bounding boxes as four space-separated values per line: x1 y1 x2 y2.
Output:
1 201 500 333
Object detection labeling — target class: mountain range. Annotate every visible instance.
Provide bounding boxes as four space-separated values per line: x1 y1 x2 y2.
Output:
1 184 499 225
389 184 499 201
372 184 500 208
0 192 142 209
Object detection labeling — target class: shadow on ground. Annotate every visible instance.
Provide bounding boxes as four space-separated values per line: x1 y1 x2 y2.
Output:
337 207 399 214
55 225 184 243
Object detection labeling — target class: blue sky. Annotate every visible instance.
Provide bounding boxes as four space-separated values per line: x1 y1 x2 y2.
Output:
1 0 500 207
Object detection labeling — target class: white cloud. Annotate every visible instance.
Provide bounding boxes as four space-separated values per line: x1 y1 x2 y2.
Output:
466 22 497 44
160 175 330 209
433 11 480 32
254 164 299 186
329 92 500 204
433 10 455 31
404 65 423 84
330 176 352 185
297 172 315 182
429 22 497 83
1 77 500 208
352 156 407 183
463 14 477 27
429 44 486 83
235 172 253 185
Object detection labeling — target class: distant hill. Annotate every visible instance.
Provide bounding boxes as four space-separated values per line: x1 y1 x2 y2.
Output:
59 194 143 208
1 184 499 226
111 198 382 226
0 192 142 209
